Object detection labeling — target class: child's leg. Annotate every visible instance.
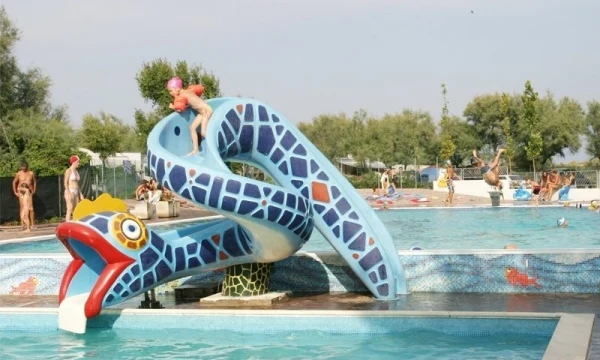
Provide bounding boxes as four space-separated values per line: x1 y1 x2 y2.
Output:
188 114 204 155
21 210 30 231
199 106 213 138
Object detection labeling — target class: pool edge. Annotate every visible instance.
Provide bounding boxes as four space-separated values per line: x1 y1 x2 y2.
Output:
543 313 594 360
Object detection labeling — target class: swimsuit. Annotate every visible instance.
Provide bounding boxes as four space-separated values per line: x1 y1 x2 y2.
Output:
532 185 541 195
480 165 491 175
447 178 454 192
67 170 80 196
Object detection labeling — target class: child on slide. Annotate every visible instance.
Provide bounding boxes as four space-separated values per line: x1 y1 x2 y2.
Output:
167 77 213 156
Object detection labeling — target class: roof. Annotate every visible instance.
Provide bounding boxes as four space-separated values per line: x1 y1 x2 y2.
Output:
336 157 387 169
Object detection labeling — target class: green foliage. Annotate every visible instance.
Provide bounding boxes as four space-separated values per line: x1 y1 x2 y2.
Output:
439 139 456 163
521 81 542 172
0 7 78 176
525 131 543 169
438 115 479 166
438 83 457 163
463 93 507 150
534 94 585 165
0 110 82 176
521 81 539 128
345 171 381 189
585 100 600 161
500 93 517 172
79 112 128 162
134 58 222 152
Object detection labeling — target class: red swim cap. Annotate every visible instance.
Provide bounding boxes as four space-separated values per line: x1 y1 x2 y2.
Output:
70 155 79 165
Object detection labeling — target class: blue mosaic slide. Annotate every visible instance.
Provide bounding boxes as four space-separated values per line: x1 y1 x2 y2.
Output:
54 98 407 332
146 98 407 298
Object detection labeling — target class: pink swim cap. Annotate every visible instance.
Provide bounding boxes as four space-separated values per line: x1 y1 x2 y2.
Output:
167 77 183 89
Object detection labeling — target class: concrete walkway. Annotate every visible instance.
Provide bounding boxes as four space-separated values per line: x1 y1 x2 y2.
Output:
0 199 217 242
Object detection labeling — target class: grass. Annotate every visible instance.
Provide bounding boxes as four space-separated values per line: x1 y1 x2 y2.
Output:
2 216 63 227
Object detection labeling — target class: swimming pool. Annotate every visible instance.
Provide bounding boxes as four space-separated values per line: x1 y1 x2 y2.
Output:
1 206 598 253
0 310 559 360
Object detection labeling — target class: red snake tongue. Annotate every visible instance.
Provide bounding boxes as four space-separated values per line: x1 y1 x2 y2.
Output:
55 222 134 318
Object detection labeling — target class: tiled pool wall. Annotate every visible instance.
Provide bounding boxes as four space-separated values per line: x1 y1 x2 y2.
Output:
1 250 600 295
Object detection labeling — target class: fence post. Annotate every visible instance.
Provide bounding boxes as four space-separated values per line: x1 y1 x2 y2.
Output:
57 175 62 218
113 167 116 197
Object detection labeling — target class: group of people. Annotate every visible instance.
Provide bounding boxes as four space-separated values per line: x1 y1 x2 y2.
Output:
135 178 171 204
526 170 575 203
12 155 83 232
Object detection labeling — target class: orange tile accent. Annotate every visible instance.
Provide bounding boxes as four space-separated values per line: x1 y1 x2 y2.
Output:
261 200 267 206
369 237 375 245
352 253 359 259
189 169 196 177
167 161 171 168
311 182 330 203
127 241 137 249
219 251 228 260
211 234 221 246
236 104 244 114
114 222 121 231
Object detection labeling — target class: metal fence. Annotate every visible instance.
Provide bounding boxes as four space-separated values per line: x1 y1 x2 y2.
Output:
89 165 143 200
455 167 599 189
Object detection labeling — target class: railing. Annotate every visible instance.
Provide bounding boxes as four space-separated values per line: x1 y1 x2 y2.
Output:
455 167 600 189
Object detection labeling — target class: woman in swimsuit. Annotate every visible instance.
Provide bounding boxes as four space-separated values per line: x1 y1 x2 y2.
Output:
64 155 84 222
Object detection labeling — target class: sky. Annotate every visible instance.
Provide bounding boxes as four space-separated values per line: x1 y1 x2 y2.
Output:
5 0 600 162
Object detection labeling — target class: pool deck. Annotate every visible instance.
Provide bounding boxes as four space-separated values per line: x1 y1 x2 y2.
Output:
0 189 569 243
1 292 599 359
0 200 218 242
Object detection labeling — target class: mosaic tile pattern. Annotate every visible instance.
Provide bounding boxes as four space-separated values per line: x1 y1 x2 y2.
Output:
0 257 70 295
3 251 600 295
143 98 407 299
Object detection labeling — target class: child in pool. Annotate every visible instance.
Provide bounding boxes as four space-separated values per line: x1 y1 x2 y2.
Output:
167 77 214 156
19 183 33 232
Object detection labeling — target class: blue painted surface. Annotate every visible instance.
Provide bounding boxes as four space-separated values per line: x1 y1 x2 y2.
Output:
56 98 407 314
142 98 407 299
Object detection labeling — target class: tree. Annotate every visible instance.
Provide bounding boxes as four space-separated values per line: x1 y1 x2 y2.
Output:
80 112 128 163
0 7 75 176
463 93 506 151
0 109 80 176
528 93 585 166
585 100 600 161
134 58 222 151
439 83 457 162
521 81 542 173
500 93 517 173
0 6 20 119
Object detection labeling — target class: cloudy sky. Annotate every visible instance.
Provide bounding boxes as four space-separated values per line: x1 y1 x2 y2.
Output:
5 0 599 161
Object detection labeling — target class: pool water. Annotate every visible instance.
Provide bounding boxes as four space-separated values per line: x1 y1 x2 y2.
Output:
0 329 550 359
1 207 598 253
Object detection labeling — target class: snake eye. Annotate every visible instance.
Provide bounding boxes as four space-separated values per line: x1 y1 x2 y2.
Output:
122 219 142 240
111 213 148 250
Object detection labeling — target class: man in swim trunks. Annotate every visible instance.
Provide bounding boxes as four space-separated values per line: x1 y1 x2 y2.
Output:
472 148 506 190
443 160 460 205
12 161 37 229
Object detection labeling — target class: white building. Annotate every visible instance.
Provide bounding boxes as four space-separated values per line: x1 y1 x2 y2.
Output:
78 148 146 171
